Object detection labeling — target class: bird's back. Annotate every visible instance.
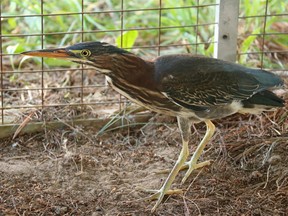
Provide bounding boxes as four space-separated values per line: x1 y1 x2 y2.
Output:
154 54 284 120
155 54 283 90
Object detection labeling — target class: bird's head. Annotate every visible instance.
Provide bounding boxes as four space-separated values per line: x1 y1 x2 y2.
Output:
21 41 130 73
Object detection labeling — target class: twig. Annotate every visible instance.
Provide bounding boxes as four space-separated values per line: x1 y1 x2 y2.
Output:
263 164 271 189
12 111 35 139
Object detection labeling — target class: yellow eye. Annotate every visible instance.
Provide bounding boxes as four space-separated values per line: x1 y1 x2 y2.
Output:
80 49 91 57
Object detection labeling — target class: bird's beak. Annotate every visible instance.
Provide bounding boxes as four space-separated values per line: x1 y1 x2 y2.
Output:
21 48 70 59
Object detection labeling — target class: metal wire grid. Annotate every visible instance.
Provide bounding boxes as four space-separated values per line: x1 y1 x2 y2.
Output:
237 0 288 70
0 0 218 126
0 0 287 129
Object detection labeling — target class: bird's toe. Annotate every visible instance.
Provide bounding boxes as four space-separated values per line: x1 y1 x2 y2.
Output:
144 188 183 212
181 160 212 184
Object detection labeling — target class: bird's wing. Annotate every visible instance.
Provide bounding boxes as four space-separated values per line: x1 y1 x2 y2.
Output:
156 55 262 109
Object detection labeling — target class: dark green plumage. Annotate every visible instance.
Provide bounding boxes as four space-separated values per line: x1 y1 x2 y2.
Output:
68 41 129 55
243 90 284 108
156 54 284 113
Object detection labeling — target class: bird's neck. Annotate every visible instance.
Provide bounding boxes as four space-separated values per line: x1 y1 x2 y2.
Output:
108 53 157 90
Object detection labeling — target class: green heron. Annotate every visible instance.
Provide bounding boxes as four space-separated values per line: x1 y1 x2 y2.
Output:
22 42 285 211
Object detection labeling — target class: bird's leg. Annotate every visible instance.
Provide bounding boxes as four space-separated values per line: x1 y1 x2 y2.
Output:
181 120 215 184
148 117 191 212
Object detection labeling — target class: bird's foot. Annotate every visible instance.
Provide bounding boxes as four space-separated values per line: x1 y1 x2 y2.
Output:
155 160 211 176
144 188 183 212
181 160 211 184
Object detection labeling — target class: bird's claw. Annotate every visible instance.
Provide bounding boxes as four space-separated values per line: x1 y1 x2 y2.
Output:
145 189 184 200
143 188 183 212
155 160 212 176
181 160 212 183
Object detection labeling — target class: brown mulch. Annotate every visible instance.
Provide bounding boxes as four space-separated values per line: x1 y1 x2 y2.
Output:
1 99 288 215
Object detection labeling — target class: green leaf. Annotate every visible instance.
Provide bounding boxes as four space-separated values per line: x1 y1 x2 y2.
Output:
8 18 17 29
18 55 31 70
44 58 73 67
6 44 18 54
116 30 138 49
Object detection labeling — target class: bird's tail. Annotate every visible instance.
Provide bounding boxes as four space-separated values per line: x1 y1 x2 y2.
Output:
240 90 285 114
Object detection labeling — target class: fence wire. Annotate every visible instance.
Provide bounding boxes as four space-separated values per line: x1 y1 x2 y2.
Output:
0 0 287 133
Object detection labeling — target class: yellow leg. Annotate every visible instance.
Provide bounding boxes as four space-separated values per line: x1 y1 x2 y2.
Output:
181 120 215 184
148 117 191 212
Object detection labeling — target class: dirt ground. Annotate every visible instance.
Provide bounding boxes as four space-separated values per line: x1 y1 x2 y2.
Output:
1 105 288 216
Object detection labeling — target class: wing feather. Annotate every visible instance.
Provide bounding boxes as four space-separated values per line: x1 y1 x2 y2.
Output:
155 55 264 109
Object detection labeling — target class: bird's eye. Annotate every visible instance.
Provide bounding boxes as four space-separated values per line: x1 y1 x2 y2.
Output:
80 49 91 57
